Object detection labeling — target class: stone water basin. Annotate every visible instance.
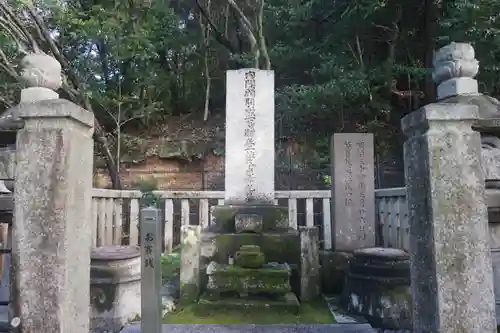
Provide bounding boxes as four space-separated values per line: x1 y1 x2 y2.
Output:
342 247 411 330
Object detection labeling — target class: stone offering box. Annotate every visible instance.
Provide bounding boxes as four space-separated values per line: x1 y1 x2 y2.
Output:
198 205 302 313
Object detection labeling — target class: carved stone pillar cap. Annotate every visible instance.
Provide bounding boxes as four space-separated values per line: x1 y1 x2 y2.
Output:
19 53 62 102
432 42 479 85
20 53 62 90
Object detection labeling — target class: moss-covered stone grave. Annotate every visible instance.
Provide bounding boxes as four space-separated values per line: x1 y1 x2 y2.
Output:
197 206 300 313
200 244 299 312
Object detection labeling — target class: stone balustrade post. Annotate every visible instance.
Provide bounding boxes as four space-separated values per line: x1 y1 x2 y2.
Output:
179 225 201 304
402 100 496 332
299 226 320 301
11 52 94 333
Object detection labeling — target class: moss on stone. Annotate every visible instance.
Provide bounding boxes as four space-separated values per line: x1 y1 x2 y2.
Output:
203 232 301 296
240 245 261 252
206 263 292 294
234 245 265 268
179 282 199 305
196 292 300 314
218 264 289 275
210 232 300 265
163 299 335 324
234 250 265 268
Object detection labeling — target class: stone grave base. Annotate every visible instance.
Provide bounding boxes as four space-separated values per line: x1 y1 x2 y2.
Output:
120 324 377 333
199 211 301 297
197 292 300 314
200 254 299 314
205 262 292 293
201 231 300 266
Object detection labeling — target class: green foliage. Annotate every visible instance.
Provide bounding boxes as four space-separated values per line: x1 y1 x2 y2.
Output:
164 300 335 324
2 0 500 169
52 0 190 124
440 0 500 95
133 177 160 207
265 0 428 165
134 176 158 191
161 247 181 282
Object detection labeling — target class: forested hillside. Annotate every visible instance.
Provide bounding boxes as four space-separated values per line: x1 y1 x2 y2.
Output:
1 0 499 188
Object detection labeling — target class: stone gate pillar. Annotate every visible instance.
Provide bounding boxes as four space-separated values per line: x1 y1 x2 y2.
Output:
11 53 94 333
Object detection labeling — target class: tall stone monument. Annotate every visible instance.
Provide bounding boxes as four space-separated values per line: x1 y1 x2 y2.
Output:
224 69 275 204
180 69 320 309
402 43 496 333
12 52 94 333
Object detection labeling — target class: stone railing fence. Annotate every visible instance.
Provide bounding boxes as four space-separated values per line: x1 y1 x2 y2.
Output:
374 187 408 250
91 187 410 252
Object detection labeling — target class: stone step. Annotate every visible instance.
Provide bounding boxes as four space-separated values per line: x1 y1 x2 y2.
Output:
206 262 292 295
120 323 377 333
197 292 300 314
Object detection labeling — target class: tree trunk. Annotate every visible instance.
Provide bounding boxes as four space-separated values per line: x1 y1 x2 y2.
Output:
423 0 441 103
93 123 121 189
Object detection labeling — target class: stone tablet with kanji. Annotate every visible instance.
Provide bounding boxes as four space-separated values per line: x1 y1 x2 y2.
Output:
140 207 162 333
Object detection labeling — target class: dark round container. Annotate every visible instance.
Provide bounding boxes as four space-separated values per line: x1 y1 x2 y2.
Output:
343 247 412 330
90 246 142 333
348 247 410 284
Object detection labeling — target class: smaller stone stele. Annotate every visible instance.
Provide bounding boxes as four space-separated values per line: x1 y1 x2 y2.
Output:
235 213 263 233
234 245 265 268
